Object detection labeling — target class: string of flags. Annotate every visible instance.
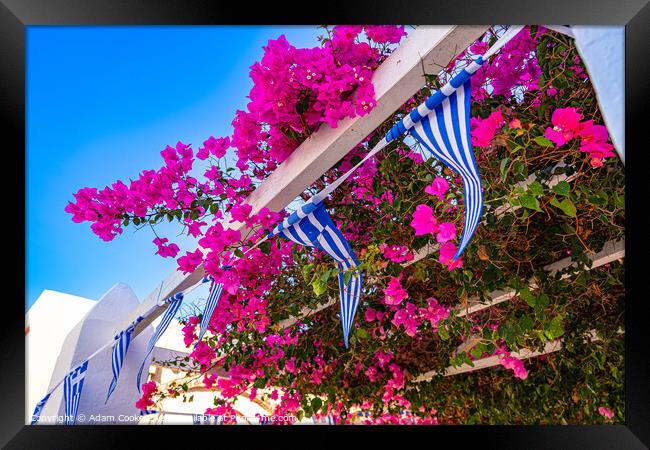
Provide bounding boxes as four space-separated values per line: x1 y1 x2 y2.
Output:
106 316 143 402
136 292 186 392
31 26 524 425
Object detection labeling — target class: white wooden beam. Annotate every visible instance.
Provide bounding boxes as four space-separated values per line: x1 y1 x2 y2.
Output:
122 25 489 337
457 238 624 317
412 328 622 383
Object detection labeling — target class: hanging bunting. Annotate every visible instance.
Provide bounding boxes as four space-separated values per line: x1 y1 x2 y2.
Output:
136 293 184 392
382 26 524 259
63 360 89 425
106 316 143 402
195 277 224 348
31 392 51 425
268 201 362 348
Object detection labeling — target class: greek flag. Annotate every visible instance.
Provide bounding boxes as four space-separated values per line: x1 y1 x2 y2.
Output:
63 360 89 425
383 26 524 260
195 277 224 347
136 293 184 393
31 392 51 425
384 60 485 259
268 201 362 348
106 316 143 402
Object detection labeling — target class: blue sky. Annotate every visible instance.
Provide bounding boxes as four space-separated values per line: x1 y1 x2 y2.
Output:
26 26 322 310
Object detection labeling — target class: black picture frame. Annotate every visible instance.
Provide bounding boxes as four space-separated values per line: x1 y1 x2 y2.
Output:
3 0 648 448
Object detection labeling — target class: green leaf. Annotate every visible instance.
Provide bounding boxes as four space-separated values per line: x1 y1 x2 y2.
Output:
534 136 555 147
312 279 327 296
519 286 537 308
512 161 527 180
301 264 312 282
551 197 577 217
259 241 271 255
537 293 550 308
499 157 510 183
470 345 484 359
552 181 571 197
519 315 534 332
438 326 450 341
528 181 544 197
233 249 245 258
356 328 369 339
320 269 331 283
520 193 542 212
545 315 565 339
614 192 625 208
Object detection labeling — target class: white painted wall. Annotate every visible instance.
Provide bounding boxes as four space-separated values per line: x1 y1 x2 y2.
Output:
26 290 96 424
34 283 154 424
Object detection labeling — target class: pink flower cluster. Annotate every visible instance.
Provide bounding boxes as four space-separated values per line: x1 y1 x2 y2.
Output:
383 276 408 306
65 141 198 242
544 107 615 166
135 381 157 410
231 26 406 171
497 349 529 380
379 243 414 263
424 176 450 200
410 204 462 270
466 27 543 101
470 111 506 148
598 407 614 420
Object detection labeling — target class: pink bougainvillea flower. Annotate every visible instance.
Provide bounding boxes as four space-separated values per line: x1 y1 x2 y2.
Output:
410 204 438 236
424 176 449 200
383 277 408 306
598 407 615 420
590 158 604 168
177 249 204 274
203 373 218 389
364 25 407 44
499 354 528 380
544 107 582 147
391 302 419 337
470 111 505 147
509 118 522 129
153 237 180 258
190 341 216 366
578 120 615 159
186 220 206 238
436 222 456 243
379 243 414 263
438 242 463 271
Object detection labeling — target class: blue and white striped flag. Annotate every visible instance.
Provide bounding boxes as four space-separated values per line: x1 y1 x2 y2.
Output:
268 201 362 348
195 277 224 347
383 26 524 260
31 392 51 425
63 360 89 425
106 316 143 402
385 59 486 260
136 293 184 393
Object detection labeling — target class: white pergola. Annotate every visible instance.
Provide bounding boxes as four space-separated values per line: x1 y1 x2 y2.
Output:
37 25 625 422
